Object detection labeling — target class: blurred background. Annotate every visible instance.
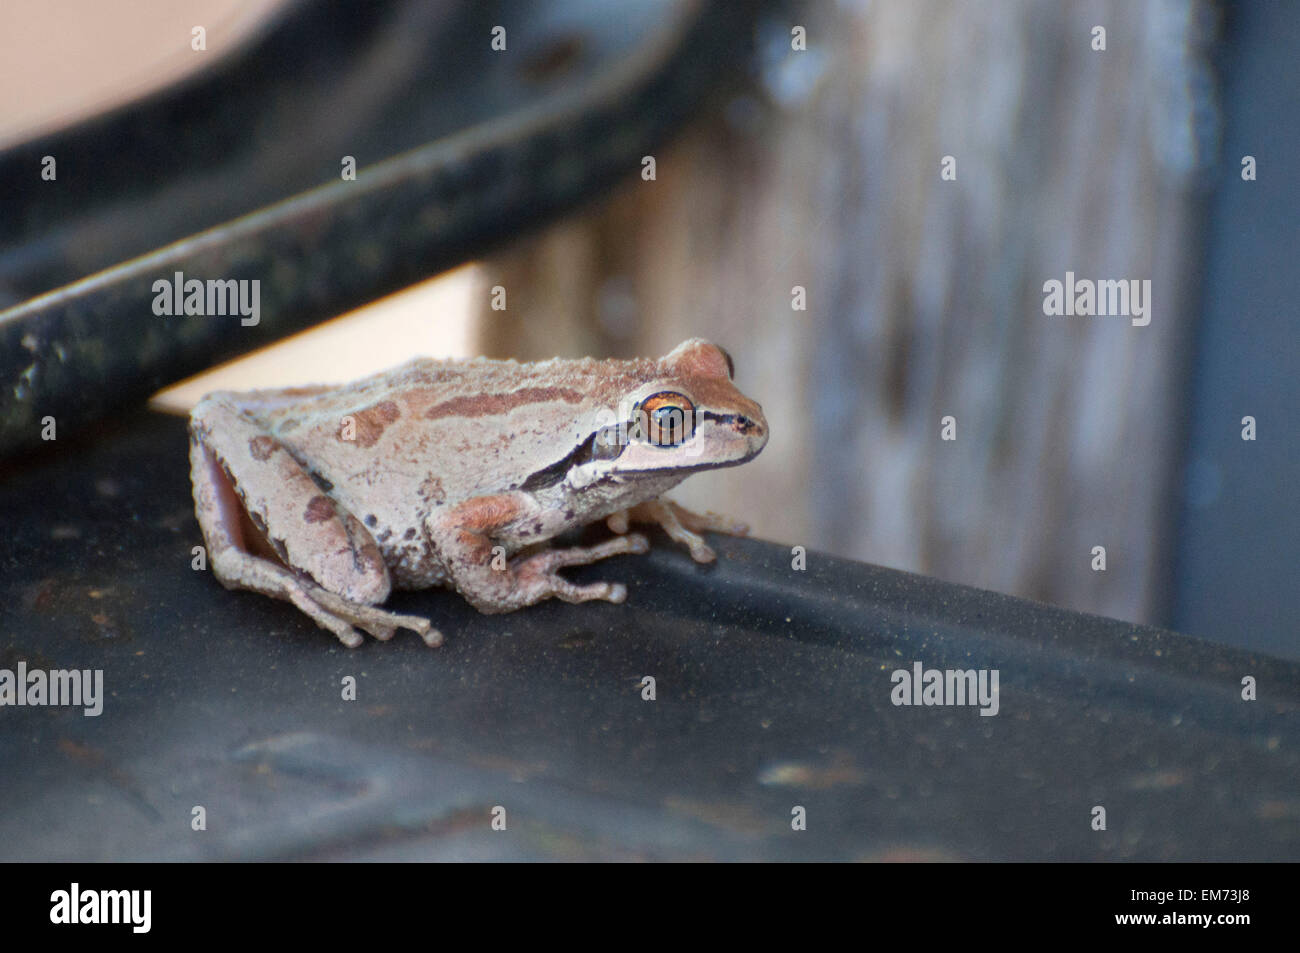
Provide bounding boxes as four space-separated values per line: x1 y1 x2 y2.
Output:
2 0 1295 657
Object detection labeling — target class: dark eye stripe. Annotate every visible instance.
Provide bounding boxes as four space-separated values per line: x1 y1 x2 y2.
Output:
519 424 626 490
701 410 759 434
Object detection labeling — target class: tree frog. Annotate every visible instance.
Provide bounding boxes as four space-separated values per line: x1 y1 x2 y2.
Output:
188 338 768 648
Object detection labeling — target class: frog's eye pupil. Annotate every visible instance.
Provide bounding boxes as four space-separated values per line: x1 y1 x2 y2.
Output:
653 406 682 444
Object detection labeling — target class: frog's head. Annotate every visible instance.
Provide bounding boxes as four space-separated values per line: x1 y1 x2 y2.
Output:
609 338 768 476
521 339 767 495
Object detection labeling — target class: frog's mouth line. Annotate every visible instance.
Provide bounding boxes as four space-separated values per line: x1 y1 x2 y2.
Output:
627 448 766 475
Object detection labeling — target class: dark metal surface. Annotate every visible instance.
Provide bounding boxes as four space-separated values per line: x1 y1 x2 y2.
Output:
0 0 763 457
2 410 1296 861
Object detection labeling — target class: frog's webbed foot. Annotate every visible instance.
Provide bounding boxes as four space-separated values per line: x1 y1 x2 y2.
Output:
606 499 748 564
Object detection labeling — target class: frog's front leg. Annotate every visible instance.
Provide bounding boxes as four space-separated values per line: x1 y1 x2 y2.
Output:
606 498 749 563
430 493 649 613
189 397 440 648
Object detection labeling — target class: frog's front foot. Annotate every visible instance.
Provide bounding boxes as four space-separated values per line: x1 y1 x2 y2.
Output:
512 533 650 605
607 498 747 564
450 532 650 613
434 493 653 613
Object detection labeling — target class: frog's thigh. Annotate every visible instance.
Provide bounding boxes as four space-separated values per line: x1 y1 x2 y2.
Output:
431 493 648 612
189 398 390 607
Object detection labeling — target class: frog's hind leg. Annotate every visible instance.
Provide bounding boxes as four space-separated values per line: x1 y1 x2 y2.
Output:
188 397 441 647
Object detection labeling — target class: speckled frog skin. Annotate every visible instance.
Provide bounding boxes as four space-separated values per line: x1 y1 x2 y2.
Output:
188 338 768 647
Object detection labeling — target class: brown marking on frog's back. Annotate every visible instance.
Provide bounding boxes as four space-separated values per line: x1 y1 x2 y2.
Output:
248 435 278 461
451 494 525 531
304 495 335 523
344 399 402 448
423 387 584 421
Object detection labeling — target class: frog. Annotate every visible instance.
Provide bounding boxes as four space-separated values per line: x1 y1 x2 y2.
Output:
187 338 768 647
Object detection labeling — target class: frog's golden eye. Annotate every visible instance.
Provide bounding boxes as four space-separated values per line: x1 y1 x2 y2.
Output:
636 392 695 447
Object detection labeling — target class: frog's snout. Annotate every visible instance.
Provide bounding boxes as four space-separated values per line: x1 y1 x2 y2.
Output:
734 405 768 457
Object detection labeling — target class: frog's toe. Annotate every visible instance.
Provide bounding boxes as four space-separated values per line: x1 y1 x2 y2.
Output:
606 509 631 534
686 534 717 563
304 586 440 647
667 501 748 537
549 578 627 605
348 607 438 646
286 588 363 647
336 628 365 649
